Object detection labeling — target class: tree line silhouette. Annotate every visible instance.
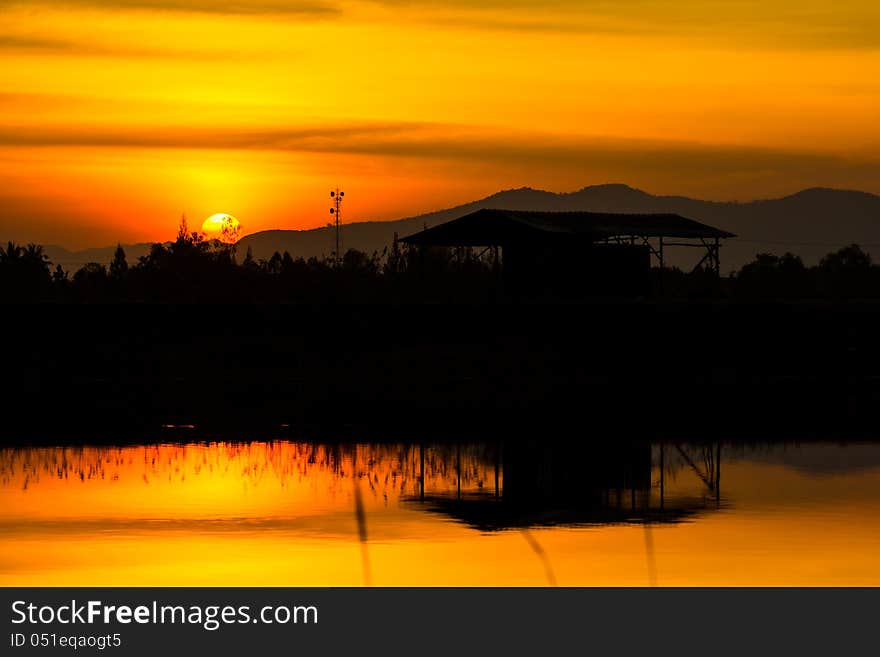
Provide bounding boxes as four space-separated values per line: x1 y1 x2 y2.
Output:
0 221 499 302
2 223 880 302
658 244 880 300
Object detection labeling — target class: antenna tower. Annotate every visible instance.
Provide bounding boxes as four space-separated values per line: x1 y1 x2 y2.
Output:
330 188 344 266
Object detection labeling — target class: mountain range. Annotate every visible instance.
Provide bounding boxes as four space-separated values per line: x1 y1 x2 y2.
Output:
41 184 880 274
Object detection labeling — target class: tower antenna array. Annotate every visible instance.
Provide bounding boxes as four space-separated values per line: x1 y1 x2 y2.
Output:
330 188 344 266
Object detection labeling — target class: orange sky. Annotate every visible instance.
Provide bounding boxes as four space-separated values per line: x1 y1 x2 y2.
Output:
1 0 880 247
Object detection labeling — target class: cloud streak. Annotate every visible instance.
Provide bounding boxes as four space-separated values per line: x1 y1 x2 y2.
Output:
1 0 878 49
0 122 418 150
0 0 339 15
2 120 878 180
0 33 239 57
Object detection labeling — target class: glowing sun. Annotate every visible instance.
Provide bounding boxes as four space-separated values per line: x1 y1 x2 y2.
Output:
202 213 241 243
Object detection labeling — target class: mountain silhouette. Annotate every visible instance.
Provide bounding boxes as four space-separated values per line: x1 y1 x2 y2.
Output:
39 185 880 273
239 185 880 272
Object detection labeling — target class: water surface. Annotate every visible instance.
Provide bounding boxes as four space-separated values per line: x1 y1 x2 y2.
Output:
2 440 879 585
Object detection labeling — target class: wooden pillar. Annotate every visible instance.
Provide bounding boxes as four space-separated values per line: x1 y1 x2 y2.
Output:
419 442 425 502
659 443 665 511
492 244 502 300
658 236 665 296
494 441 500 500
456 442 461 501
714 237 721 277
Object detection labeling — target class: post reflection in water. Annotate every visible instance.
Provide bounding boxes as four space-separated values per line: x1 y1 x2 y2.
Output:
1 439 880 586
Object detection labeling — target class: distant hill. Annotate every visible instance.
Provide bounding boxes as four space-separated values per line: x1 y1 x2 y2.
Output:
42 242 159 277
39 185 880 273
238 184 880 272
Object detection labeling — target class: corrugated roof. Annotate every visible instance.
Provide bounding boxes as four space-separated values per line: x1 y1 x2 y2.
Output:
400 208 736 246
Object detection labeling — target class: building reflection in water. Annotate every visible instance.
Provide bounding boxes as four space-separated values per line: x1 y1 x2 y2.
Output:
405 440 723 531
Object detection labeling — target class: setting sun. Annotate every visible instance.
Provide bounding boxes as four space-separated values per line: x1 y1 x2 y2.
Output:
201 213 241 243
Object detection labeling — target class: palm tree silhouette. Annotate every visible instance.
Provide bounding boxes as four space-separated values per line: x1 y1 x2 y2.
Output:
0 241 22 263
22 243 49 266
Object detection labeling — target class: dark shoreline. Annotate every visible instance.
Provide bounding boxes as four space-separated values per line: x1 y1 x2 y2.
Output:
4 301 880 444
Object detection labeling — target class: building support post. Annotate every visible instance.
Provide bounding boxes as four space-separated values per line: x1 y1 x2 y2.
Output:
494 440 501 500
658 236 665 296
419 442 425 502
492 244 502 300
456 442 461 501
714 237 721 277
659 443 665 511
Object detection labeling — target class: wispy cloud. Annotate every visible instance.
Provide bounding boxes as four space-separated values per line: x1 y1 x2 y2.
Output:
1 0 877 49
3 120 878 179
370 0 880 49
0 121 417 150
0 35 73 51
0 33 237 57
0 0 339 15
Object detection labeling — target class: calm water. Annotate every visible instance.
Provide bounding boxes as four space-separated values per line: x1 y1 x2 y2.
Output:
2 440 880 586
